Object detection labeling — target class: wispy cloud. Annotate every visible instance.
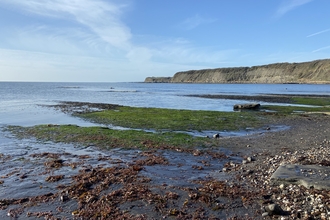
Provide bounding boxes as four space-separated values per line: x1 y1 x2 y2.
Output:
0 0 241 81
177 14 217 30
3 0 132 50
312 45 330 53
307 28 330 38
275 0 313 18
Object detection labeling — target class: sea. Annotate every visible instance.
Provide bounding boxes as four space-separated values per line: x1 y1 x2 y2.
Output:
1 82 329 127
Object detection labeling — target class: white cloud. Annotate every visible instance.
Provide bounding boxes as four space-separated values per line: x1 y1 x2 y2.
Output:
0 0 242 81
307 28 330 38
312 45 330 53
275 0 313 18
3 0 132 50
177 14 217 30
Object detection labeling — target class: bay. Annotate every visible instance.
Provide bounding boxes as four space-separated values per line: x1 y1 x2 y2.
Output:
0 82 329 126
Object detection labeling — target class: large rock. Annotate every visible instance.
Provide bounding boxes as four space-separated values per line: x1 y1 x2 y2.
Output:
270 164 330 190
233 103 260 110
264 203 284 216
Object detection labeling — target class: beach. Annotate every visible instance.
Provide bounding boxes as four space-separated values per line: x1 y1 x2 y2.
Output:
0 96 329 219
0 82 330 219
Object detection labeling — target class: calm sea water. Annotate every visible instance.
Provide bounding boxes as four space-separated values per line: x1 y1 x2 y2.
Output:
0 82 329 126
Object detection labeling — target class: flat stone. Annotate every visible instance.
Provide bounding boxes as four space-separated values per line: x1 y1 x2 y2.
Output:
270 164 330 190
233 103 260 110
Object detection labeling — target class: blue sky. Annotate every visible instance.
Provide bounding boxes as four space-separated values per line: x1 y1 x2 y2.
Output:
0 0 329 82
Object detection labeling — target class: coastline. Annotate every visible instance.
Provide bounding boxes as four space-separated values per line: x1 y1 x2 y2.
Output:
187 94 330 103
1 99 330 219
144 59 330 84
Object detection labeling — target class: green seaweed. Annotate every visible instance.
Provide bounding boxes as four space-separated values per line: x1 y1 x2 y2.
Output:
292 97 330 106
8 125 217 150
78 106 262 131
6 96 330 150
261 105 329 114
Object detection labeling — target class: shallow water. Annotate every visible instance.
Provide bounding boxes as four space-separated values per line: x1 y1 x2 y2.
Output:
0 129 238 219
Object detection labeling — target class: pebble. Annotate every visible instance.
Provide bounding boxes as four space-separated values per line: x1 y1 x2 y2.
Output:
264 203 283 215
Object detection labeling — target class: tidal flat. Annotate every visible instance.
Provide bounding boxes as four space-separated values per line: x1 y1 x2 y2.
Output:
1 95 330 219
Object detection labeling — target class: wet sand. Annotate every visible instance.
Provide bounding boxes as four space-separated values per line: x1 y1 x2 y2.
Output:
1 98 330 219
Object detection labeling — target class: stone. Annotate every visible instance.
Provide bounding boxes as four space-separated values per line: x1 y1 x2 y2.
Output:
264 203 283 215
270 164 330 190
233 103 260 110
247 156 254 162
262 212 269 217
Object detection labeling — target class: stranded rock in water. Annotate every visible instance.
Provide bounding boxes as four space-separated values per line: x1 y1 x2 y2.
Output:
233 103 260 110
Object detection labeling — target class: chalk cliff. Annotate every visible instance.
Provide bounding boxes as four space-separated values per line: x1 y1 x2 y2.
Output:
144 59 330 84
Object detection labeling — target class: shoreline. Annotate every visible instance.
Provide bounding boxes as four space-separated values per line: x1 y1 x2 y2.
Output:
1 101 330 219
186 94 330 103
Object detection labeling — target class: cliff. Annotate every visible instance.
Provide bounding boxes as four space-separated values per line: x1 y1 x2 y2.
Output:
144 59 330 84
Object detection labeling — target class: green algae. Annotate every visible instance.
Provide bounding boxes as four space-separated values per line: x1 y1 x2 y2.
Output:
8 125 218 150
77 106 262 131
6 96 330 150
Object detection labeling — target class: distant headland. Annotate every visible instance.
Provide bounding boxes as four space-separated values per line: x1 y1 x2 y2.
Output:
145 59 330 84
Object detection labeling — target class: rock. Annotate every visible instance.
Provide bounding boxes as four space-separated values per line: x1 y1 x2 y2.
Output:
270 164 330 190
233 103 260 110
144 77 172 83
60 195 68 202
264 203 283 215
262 212 269 217
246 156 254 162
213 133 220 138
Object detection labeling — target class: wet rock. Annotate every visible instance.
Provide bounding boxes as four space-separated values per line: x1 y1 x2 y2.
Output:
270 164 330 190
45 175 64 182
262 212 269 217
60 195 69 202
247 156 254 162
233 103 260 110
213 133 220 139
264 203 284 215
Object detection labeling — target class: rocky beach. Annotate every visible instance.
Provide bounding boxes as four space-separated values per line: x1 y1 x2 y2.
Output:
0 93 330 219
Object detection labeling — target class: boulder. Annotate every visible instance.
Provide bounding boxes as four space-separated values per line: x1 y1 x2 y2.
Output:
264 203 284 215
270 164 330 190
233 103 260 110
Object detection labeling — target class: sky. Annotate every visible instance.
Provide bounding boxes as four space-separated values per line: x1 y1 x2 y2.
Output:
0 0 329 82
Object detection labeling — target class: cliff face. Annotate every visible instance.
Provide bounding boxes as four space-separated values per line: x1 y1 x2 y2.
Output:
144 59 330 83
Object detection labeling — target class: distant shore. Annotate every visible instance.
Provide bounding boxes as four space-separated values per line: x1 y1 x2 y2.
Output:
145 59 330 84
186 94 330 103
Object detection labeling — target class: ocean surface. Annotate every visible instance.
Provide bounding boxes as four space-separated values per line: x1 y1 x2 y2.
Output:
1 82 330 126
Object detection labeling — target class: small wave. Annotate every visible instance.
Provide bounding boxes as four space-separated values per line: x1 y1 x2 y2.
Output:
57 86 81 89
103 90 138 93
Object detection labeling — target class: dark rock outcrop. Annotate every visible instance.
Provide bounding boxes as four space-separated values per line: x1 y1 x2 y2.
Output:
144 77 172 83
233 103 260 110
144 59 330 84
